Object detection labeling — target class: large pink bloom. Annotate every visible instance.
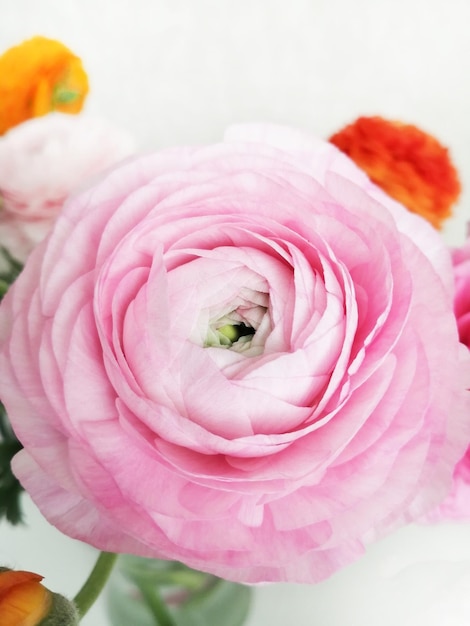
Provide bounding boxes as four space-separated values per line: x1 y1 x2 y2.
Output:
0 112 135 263
427 236 470 520
0 124 469 583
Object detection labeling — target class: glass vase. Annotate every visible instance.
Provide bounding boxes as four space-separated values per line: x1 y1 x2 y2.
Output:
107 555 252 626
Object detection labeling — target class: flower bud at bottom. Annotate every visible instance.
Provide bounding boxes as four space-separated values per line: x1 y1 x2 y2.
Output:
39 592 79 626
0 567 78 626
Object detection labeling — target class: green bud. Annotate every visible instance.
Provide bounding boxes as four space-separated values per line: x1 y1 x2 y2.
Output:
53 88 79 105
38 592 79 626
218 324 239 342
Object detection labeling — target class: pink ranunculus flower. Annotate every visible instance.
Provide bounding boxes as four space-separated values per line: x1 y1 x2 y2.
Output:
0 112 136 264
453 236 470 349
0 124 469 584
427 235 470 521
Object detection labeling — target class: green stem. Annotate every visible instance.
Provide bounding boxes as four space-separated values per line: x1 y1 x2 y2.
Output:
73 551 118 619
137 579 177 626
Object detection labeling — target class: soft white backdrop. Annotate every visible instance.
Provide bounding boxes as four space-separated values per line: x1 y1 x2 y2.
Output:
2 1 470 624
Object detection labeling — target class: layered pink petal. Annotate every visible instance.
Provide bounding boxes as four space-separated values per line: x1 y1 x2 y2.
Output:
1 124 468 584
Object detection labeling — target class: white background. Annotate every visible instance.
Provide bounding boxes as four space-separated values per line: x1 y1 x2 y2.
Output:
2 1 470 624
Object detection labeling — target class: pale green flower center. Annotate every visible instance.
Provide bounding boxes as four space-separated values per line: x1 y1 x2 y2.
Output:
207 321 256 349
203 299 269 354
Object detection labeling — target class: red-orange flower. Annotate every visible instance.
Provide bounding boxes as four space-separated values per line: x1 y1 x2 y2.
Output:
329 116 461 228
0 568 51 626
0 36 89 135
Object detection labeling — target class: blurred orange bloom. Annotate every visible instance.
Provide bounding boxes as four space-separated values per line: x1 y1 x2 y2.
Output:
0 568 51 626
329 116 461 228
0 36 89 135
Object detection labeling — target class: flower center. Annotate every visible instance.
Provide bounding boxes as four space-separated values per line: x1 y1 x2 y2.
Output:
202 297 269 354
209 321 256 348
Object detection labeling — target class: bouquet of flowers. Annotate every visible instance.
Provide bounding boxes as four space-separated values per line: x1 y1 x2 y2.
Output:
0 36 469 626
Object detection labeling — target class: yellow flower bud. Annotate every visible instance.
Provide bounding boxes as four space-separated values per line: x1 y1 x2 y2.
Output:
0 36 89 135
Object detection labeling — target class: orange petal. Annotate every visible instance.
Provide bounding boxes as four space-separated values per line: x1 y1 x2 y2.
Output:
0 571 43 596
32 78 53 117
329 116 461 229
1 581 51 626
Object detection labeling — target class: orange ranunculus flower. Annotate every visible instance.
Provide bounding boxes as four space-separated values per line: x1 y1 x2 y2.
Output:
329 116 461 229
0 568 51 626
0 36 89 135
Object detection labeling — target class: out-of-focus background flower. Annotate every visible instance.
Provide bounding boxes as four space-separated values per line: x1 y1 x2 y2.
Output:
1 1 470 624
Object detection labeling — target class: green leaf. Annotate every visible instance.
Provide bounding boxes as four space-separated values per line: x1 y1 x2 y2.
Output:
0 246 23 302
0 402 24 524
107 557 252 626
